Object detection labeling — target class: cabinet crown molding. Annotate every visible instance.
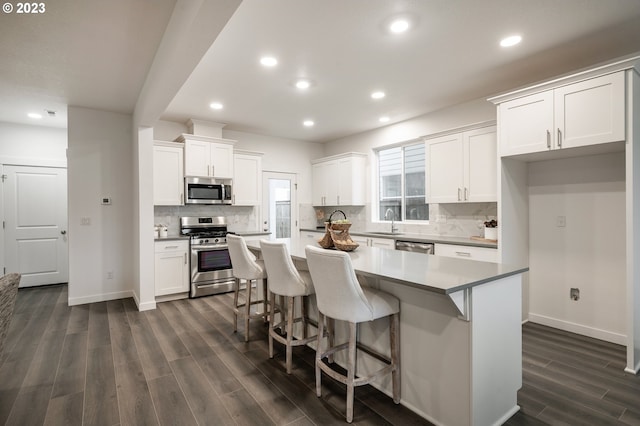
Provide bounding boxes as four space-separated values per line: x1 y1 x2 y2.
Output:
174 133 236 145
311 152 367 165
488 54 640 105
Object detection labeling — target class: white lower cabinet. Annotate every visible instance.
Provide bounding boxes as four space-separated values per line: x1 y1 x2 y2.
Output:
434 243 497 263
155 240 189 296
352 236 395 249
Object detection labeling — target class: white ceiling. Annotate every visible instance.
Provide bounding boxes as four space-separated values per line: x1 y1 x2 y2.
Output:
0 0 176 128
2 0 640 142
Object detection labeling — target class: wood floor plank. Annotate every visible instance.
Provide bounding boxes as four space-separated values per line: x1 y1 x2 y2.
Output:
522 378 624 425
523 360 609 399
66 304 90 335
108 299 158 425
148 374 198 426
19 327 66 395
169 356 236 425
88 301 111 349
51 331 88 398
220 388 277 426
124 299 173 380
145 306 191 362
43 391 84 426
4 384 53 425
83 345 119 426
215 344 306 425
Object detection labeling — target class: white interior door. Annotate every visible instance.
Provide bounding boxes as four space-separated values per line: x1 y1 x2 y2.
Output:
3 165 68 287
262 172 297 238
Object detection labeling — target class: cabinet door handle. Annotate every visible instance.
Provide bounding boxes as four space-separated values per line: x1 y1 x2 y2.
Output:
546 130 551 149
455 251 471 257
181 193 184 204
458 188 462 201
464 187 468 201
184 253 187 264
557 128 562 148
165 245 178 249
337 195 340 205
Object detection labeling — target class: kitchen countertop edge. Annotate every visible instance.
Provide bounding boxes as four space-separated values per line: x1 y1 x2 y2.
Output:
300 228 497 248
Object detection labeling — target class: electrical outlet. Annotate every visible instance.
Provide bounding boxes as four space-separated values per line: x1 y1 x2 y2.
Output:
556 215 566 227
570 287 579 301
80 217 91 226
436 214 447 224
106 271 113 280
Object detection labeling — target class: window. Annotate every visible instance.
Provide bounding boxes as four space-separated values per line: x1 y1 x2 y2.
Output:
377 142 428 222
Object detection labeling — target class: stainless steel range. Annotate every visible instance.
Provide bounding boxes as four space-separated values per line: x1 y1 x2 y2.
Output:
180 216 235 298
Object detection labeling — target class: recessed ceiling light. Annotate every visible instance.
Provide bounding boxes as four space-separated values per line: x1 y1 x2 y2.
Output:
27 113 42 119
303 120 314 127
389 19 410 34
379 116 390 123
209 102 224 110
371 91 386 100
295 80 311 90
500 35 522 47
260 56 278 67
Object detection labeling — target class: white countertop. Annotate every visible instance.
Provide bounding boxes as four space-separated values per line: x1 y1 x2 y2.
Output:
247 235 526 295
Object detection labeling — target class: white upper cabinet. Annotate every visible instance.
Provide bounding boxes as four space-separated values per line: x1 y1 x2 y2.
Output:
498 71 625 157
312 153 366 206
153 141 184 206
233 150 263 206
177 134 236 178
427 126 497 203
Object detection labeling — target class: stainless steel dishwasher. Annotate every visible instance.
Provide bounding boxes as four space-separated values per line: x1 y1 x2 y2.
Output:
395 240 434 254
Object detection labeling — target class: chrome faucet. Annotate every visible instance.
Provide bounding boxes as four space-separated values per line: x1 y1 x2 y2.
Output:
385 208 398 233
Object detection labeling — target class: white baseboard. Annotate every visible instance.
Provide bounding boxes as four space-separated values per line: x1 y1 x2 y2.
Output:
528 313 626 345
68 290 134 306
132 291 157 311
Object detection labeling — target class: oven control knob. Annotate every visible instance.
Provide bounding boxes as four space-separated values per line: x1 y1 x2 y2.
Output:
214 238 219 244
204 239 209 244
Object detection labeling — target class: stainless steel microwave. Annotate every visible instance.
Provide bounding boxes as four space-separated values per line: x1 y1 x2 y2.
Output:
184 177 232 205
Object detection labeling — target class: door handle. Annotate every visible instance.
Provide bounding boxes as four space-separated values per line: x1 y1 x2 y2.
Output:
546 130 551 149
61 230 67 235
557 128 562 148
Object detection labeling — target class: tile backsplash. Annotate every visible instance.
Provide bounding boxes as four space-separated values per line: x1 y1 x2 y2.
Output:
309 202 497 238
154 205 259 235
156 202 497 239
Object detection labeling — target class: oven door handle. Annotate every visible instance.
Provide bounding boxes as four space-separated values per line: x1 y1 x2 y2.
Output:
191 245 229 251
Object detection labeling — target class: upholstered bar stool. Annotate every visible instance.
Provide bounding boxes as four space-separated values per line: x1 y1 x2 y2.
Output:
260 240 317 374
305 245 400 423
227 234 268 342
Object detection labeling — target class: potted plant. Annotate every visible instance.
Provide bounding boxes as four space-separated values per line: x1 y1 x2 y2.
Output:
484 219 497 241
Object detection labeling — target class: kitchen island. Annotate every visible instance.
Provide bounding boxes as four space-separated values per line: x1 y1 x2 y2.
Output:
246 235 528 426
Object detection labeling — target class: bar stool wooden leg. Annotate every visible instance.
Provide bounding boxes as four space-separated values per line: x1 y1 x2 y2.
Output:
391 312 401 403
315 312 325 397
269 291 276 358
301 295 308 339
346 321 357 423
233 278 240 333
262 278 269 323
286 296 295 373
327 317 335 364
244 279 252 342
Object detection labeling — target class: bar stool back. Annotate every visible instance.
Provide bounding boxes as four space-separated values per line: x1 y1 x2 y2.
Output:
305 245 400 423
227 234 268 342
260 240 317 373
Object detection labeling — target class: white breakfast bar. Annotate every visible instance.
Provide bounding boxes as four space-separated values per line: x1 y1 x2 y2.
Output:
246 235 528 426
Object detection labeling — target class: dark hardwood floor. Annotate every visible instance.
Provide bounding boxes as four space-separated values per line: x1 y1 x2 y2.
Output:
1 284 639 425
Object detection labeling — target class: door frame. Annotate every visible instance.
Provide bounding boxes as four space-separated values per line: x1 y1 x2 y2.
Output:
261 171 298 238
